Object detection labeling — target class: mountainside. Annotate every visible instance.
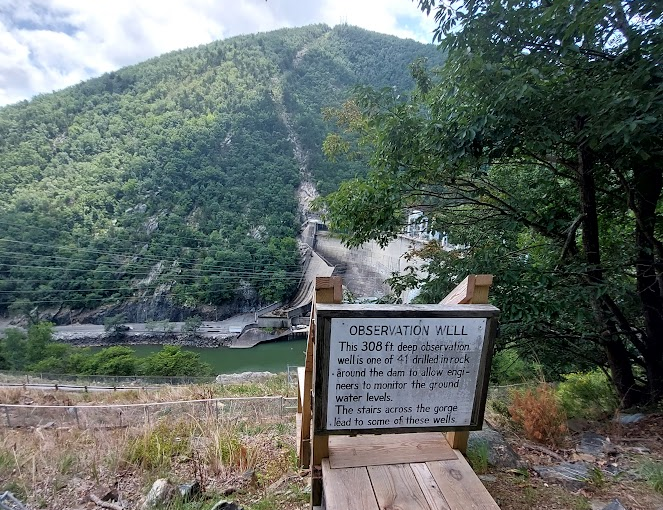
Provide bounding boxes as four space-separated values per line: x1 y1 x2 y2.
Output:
0 24 441 322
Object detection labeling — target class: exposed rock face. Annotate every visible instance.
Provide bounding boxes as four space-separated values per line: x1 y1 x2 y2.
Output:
56 332 234 348
215 372 274 384
43 293 262 326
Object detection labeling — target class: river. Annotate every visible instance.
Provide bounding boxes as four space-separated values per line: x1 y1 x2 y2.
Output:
93 338 308 374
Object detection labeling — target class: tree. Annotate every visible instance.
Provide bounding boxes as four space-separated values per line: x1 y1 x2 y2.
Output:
7 298 39 325
139 345 213 376
322 1 663 404
104 314 129 336
2 328 27 370
181 315 203 337
26 321 54 364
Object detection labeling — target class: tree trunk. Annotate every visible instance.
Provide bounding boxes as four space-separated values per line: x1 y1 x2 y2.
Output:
577 141 640 405
632 164 663 402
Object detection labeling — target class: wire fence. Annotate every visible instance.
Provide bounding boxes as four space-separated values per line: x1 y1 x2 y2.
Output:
0 370 216 386
0 396 298 430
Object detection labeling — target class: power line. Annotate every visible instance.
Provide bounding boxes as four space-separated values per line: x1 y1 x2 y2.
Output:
0 218 305 269
0 217 295 248
0 258 303 278
0 238 306 272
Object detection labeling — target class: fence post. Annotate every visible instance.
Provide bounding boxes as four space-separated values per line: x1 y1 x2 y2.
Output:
73 407 80 428
4 407 10 428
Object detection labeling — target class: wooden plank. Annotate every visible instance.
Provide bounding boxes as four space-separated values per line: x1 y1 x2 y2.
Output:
312 433 329 464
311 276 342 507
426 451 500 510
314 303 500 317
439 275 493 306
440 275 474 305
299 308 315 468
297 366 305 412
471 277 493 305
411 463 452 510
315 276 342 304
367 463 430 510
300 362 312 466
322 459 379 510
296 412 301 451
444 275 493 453
474 275 494 287
445 431 469 452
328 432 456 468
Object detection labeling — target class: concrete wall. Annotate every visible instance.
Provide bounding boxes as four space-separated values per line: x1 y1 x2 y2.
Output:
256 317 290 328
314 232 428 302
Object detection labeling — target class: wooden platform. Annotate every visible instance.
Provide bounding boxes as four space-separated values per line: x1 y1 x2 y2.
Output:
328 433 457 468
299 275 501 509
322 449 500 510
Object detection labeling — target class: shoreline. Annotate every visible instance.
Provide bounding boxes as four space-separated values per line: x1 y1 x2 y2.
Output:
53 331 237 349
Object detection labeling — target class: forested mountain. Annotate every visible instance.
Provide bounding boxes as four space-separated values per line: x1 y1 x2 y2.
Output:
0 24 440 321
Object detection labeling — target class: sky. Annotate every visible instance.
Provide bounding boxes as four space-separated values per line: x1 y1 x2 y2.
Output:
0 0 438 107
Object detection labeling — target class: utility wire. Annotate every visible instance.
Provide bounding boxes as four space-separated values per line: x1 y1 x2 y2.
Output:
0 238 305 271
0 218 306 269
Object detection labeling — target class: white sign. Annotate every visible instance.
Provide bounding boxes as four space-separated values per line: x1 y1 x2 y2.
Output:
326 317 487 430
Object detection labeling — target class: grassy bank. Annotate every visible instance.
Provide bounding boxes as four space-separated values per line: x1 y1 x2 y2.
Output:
0 374 307 510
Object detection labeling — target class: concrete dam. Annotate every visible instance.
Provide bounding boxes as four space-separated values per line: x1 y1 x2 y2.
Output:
235 220 440 346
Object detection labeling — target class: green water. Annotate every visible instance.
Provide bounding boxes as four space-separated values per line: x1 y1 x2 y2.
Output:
105 339 308 374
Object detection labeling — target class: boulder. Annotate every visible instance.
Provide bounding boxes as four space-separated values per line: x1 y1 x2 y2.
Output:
469 425 523 468
577 432 610 459
141 479 178 509
210 501 243 510
533 462 591 490
601 499 627 510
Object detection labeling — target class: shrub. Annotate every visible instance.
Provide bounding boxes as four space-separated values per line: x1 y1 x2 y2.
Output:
467 440 489 474
639 460 663 494
139 345 213 377
556 369 618 420
125 421 192 471
490 348 534 385
509 384 567 445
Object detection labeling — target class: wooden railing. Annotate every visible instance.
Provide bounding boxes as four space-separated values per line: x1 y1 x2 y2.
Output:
296 274 497 509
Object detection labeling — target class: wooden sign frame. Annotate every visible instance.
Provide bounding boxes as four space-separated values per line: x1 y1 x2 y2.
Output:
313 303 499 436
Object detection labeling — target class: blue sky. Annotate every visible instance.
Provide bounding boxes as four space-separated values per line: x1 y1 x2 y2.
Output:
0 0 437 106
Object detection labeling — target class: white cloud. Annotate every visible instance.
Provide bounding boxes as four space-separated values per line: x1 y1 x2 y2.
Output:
0 0 436 106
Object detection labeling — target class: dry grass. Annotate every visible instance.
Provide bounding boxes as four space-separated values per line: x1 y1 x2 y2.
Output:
0 373 292 406
0 377 306 510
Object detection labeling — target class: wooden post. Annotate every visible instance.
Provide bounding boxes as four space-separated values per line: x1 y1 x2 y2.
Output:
298 309 315 468
310 276 341 507
442 275 493 454
299 276 343 469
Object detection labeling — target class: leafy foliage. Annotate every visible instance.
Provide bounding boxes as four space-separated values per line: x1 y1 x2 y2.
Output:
320 1 663 403
557 369 618 420
490 348 536 385
0 322 213 376
0 25 439 316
